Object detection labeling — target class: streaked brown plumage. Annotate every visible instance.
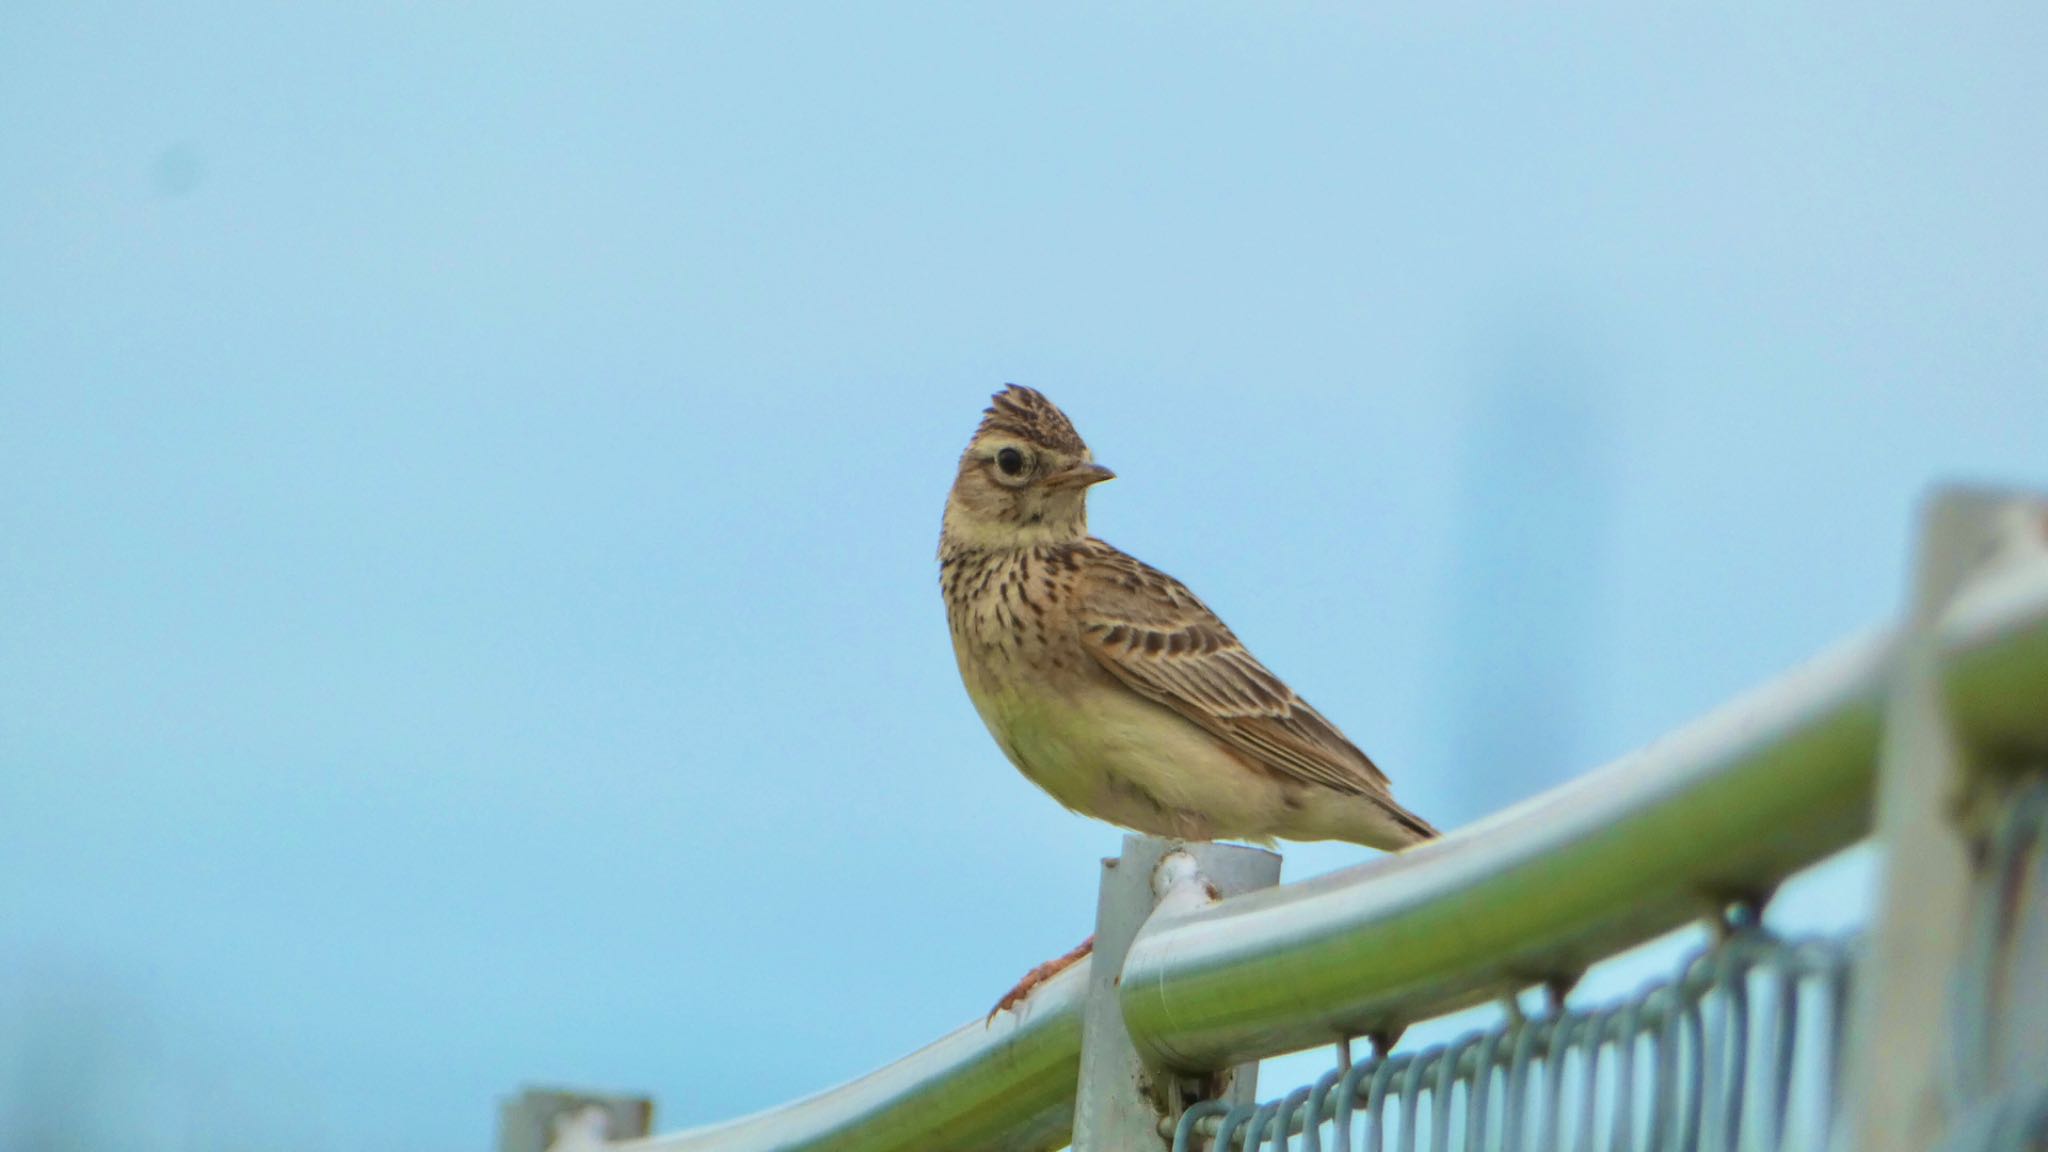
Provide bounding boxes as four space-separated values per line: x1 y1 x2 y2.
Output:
940 385 1437 851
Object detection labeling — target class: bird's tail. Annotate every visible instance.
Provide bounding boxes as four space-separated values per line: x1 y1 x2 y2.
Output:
1380 795 1440 848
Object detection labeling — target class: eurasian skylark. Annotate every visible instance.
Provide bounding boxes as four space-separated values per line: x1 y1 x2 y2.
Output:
940 385 1437 858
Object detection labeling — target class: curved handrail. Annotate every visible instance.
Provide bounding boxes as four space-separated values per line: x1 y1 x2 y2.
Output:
625 960 1087 1152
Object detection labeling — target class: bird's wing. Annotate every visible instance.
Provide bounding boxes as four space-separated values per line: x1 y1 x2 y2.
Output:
1074 542 1413 809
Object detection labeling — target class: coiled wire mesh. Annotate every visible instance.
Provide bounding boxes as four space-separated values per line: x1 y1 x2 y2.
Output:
1173 928 1855 1152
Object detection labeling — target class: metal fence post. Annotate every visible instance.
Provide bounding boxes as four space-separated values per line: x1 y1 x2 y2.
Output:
1073 835 1282 1152
498 1087 653 1152
1844 486 2048 1152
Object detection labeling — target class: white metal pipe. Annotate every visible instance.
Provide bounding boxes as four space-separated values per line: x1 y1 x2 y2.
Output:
622 960 1087 1152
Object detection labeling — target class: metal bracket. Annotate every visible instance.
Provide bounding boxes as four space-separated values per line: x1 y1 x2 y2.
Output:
1072 836 1281 1152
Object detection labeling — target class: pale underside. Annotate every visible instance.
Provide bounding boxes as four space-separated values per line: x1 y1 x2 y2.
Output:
961 659 1423 850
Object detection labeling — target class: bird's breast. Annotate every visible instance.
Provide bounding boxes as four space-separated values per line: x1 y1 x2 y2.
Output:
941 546 1080 665
957 660 1274 841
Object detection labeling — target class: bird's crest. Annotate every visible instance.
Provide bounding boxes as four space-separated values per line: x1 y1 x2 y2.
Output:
975 385 1089 454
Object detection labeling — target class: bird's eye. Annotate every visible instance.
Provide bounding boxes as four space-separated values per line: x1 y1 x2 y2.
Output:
996 447 1027 476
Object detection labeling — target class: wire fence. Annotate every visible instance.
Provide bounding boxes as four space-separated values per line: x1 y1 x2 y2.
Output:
1943 775 2048 1152
1175 927 1857 1152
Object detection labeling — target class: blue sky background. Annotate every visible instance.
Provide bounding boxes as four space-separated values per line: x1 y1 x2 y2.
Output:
3 5 2045 1149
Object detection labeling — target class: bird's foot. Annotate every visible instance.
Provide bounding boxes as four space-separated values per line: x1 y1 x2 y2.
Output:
987 935 1094 1023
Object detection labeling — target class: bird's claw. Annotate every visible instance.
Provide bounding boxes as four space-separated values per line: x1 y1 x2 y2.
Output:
986 935 1095 1024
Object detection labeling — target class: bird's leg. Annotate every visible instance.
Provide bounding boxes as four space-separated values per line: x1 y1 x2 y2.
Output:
987 934 1094 1022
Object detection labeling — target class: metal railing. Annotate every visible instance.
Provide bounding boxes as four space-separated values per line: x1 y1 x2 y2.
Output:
1180 771 2048 1152
1174 928 1858 1151
504 490 2048 1152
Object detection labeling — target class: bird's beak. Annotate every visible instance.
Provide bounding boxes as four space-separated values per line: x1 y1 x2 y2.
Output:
1045 461 1116 490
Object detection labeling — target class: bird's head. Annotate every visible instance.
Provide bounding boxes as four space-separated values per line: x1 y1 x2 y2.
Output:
944 385 1115 548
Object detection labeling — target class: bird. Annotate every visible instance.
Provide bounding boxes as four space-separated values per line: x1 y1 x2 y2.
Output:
939 385 1438 1012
